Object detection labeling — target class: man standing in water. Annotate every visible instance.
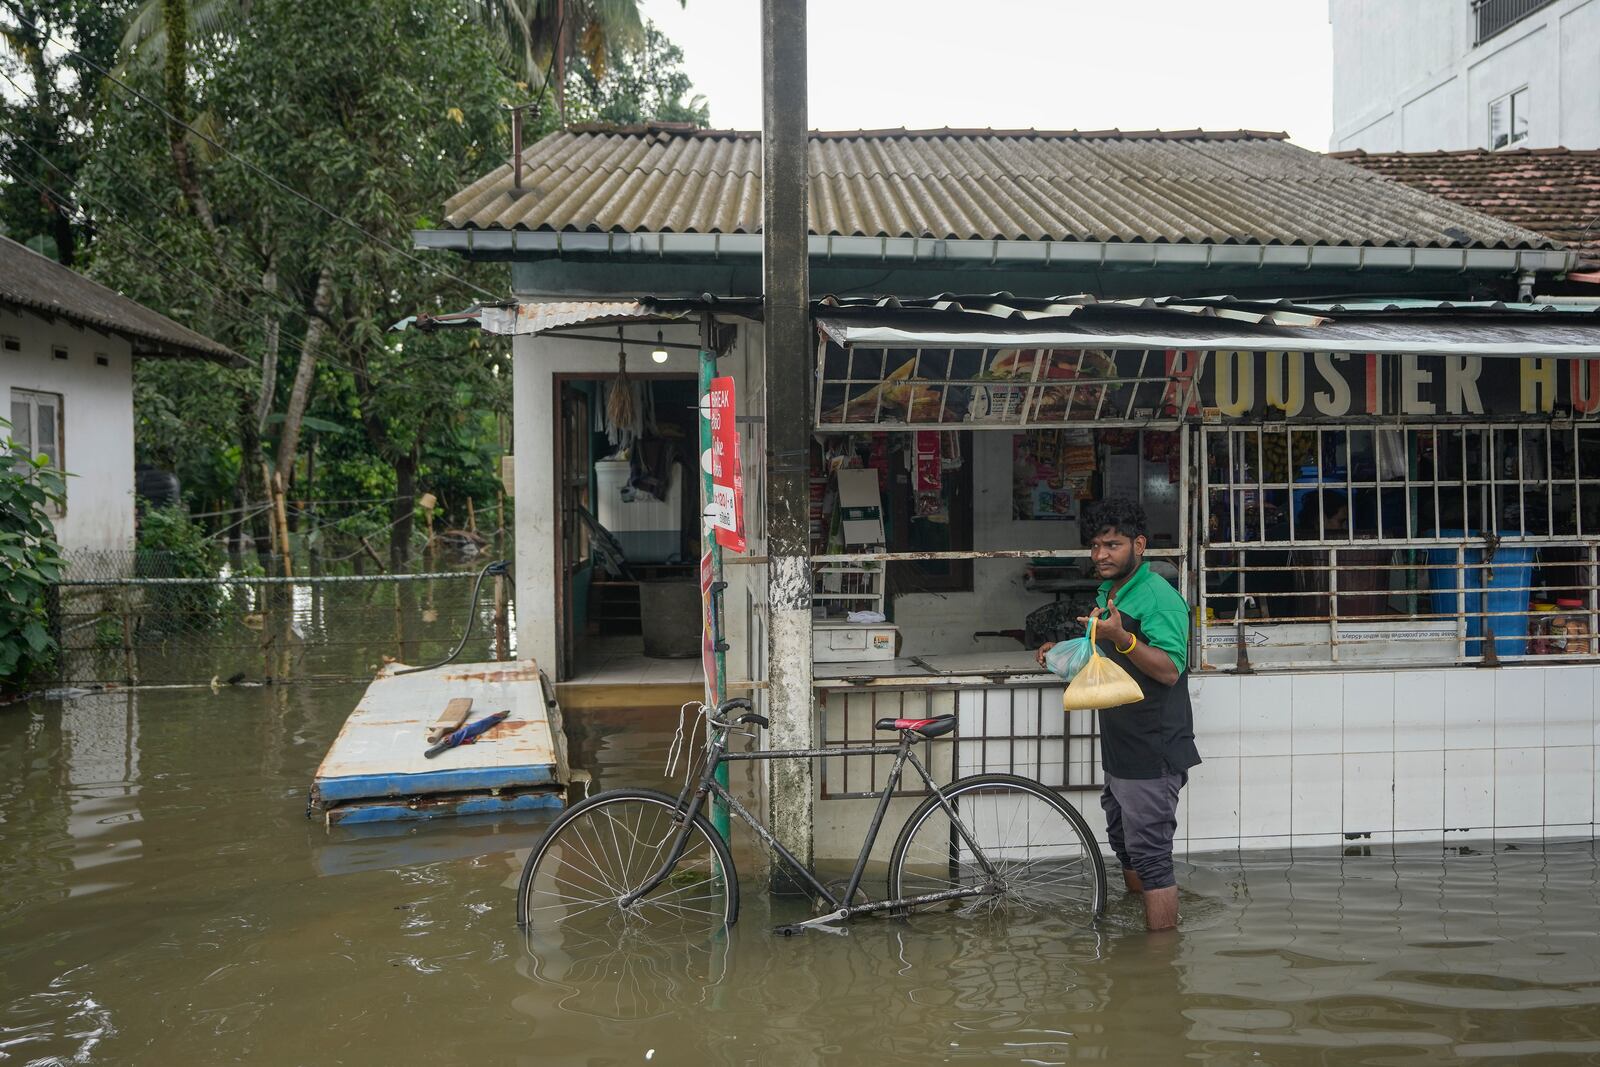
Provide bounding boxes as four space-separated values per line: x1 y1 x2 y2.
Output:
1037 497 1200 931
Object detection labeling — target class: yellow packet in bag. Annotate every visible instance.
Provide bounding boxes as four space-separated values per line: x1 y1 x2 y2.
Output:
1062 617 1145 712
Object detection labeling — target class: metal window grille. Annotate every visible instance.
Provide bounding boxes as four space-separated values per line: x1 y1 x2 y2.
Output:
1473 0 1555 44
1198 422 1600 667
817 683 1101 800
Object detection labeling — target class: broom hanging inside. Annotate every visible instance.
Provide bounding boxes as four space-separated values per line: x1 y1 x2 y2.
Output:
607 327 635 432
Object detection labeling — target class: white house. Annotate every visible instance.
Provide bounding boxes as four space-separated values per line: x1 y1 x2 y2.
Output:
1330 0 1600 152
0 235 237 557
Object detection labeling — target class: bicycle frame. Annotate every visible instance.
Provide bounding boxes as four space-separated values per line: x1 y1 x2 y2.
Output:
619 720 1005 923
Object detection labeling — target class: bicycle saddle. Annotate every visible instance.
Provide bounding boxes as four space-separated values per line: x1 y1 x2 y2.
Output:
874 714 957 738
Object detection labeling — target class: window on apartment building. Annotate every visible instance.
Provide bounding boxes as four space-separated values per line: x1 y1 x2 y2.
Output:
8 388 64 511
1474 0 1557 45
1489 86 1530 149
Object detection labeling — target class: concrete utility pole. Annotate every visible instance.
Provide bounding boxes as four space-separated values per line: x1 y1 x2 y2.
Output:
761 0 815 884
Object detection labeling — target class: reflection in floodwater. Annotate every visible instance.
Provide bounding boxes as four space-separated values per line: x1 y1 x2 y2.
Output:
2 686 1599 1064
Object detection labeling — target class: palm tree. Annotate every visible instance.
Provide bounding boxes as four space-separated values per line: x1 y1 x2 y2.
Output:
118 0 675 98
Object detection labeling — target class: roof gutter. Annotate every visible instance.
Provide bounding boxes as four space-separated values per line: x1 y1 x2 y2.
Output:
414 229 1579 275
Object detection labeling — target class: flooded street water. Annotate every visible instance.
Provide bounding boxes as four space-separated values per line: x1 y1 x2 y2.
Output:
5 681 1600 1065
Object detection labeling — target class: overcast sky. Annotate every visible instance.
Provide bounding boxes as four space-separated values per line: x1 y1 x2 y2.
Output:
639 0 1335 149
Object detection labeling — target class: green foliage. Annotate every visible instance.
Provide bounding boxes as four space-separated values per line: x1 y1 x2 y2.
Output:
565 20 709 126
0 420 67 693
6 0 706 561
0 0 140 264
136 505 225 626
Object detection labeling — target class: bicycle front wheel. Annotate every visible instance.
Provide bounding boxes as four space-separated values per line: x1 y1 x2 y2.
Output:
887 774 1106 920
516 788 739 935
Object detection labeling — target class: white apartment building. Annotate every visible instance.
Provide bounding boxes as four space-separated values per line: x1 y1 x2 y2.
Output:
1331 0 1600 151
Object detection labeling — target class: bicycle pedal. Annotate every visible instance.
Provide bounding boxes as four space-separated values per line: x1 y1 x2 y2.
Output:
772 922 848 938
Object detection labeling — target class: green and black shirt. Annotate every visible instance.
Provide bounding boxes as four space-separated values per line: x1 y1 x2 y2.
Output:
1093 563 1202 780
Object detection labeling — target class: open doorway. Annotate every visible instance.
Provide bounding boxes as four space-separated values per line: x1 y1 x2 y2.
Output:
554 373 704 686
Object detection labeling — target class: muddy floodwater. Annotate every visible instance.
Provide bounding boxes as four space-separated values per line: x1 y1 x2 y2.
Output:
4 683 1600 1065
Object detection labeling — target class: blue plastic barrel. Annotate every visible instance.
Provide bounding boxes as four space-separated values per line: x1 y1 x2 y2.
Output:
1425 531 1536 656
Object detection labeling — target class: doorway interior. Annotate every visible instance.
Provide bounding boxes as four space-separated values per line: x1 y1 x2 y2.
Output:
555 372 705 692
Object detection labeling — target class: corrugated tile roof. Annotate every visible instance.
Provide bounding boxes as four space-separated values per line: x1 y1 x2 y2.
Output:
0 235 238 363
443 125 1557 250
1333 147 1600 264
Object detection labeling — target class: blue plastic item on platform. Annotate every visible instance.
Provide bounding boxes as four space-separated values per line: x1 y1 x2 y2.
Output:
1424 531 1536 657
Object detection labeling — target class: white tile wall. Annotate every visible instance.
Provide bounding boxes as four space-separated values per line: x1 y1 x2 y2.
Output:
1344 751 1394 833
1343 672 1395 753
1239 755 1292 839
1291 754 1343 834
1493 747 1544 828
1544 745 1594 829
1173 664 1597 855
1495 670 1544 749
1394 749 1446 831
874 664 1600 862
1186 756 1240 842
1239 674 1293 757
1191 676 1241 758
1444 748 1495 829
1444 670 1495 749
1394 670 1447 751
1292 675 1343 755
1545 667 1594 747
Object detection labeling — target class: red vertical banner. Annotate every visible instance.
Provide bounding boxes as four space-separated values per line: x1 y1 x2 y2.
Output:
709 375 746 552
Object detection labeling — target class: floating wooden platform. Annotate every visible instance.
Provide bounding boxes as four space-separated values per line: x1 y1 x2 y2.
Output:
310 660 568 825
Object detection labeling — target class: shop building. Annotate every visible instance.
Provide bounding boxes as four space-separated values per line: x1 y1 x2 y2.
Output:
419 124 1600 859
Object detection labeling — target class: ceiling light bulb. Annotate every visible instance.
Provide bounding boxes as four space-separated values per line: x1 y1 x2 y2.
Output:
651 330 669 363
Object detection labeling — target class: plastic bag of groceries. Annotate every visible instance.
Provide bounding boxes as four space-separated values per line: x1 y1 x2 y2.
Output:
1061 617 1145 712
1043 631 1094 682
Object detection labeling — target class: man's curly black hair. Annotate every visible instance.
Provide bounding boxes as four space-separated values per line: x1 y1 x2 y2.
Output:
1080 496 1149 545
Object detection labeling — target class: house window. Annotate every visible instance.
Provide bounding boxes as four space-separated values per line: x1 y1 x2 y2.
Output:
1489 86 1530 149
8 388 64 511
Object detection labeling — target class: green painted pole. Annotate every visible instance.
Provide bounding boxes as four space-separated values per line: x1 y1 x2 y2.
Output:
698 347 731 840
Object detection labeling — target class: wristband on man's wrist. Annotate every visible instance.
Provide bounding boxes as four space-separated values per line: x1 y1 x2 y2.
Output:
1116 634 1137 655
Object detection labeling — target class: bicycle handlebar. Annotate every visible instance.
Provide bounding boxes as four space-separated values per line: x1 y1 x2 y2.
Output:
708 697 766 730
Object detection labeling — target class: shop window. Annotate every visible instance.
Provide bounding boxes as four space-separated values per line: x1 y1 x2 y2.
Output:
1198 422 1600 668
1489 86 1530 149
8 389 64 513
887 431 973 593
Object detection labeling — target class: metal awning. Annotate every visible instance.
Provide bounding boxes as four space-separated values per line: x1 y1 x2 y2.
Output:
817 302 1600 357
393 300 689 336
812 297 1600 431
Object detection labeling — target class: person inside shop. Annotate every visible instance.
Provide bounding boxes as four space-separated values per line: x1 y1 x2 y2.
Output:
1035 496 1201 932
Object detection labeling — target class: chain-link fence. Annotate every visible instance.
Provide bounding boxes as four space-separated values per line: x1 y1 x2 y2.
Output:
50 550 514 686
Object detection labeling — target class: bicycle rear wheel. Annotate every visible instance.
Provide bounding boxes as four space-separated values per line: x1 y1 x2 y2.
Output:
517 788 739 935
887 773 1106 920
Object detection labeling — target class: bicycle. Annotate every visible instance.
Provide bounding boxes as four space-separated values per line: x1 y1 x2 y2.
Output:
516 698 1107 936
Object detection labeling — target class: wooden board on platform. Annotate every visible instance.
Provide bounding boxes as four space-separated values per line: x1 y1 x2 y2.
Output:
426 697 474 743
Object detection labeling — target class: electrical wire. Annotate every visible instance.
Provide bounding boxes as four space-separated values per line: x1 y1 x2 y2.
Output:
0 94 311 327
0 160 285 365
393 559 510 674
8 9 504 303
